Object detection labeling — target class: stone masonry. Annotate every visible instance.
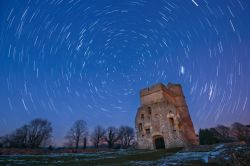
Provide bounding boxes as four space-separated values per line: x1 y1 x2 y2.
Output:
135 83 198 149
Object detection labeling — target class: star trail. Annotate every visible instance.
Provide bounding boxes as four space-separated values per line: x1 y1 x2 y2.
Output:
0 0 250 145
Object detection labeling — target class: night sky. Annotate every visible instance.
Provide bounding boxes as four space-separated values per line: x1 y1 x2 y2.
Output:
0 0 250 145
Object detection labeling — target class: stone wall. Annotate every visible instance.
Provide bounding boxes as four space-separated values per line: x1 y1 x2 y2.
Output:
135 83 198 149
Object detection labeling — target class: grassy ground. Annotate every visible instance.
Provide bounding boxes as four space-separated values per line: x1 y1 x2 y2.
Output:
0 149 176 166
1 144 249 166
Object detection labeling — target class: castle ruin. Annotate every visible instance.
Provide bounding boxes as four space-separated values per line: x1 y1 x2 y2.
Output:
135 83 198 149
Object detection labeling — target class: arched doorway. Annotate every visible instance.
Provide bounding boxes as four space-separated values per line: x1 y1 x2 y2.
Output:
153 135 165 149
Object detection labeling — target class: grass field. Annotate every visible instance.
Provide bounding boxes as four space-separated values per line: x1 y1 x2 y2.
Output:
1 144 249 166
0 149 178 166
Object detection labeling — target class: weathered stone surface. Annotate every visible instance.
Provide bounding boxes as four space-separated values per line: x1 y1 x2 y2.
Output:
135 83 198 149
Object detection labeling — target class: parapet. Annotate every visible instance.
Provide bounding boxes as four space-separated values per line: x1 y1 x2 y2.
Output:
140 82 184 97
166 83 184 96
140 83 166 97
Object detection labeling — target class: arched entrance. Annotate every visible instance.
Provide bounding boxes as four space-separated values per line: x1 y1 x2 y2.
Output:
153 135 165 149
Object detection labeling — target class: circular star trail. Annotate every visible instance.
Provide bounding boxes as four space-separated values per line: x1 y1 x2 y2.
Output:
0 0 250 144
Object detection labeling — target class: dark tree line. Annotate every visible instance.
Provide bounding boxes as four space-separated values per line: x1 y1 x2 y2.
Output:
199 122 250 145
1 118 249 149
0 118 135 149
0 118 52 148
65 122 135 149
90 125 135 149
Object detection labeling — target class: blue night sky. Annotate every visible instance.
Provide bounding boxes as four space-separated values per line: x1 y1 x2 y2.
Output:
0 0 250 145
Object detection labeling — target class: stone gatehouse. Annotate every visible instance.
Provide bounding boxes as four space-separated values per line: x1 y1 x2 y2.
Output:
135 83 198 149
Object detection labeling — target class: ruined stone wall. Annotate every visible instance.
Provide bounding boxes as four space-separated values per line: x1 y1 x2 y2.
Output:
135 83 198 149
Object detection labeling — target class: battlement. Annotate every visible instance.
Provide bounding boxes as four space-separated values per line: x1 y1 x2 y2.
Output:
140 82 183 98
140 83 166 97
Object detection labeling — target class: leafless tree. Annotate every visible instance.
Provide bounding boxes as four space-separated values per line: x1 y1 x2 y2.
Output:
82 137 87 149
215 125 230 138
0 135 11 148
65 120 88 149
91 125 106 148
215 124 231 142
1 118 52 148
230 122 249 142
118 126 135 148
105 126 119 148
27 118 53 148
11 125 29 148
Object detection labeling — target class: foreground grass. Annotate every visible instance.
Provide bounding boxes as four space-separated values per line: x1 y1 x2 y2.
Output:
0 149 176 166
2 144 248 166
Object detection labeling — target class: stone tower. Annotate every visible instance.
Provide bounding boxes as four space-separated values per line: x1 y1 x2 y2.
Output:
135 83 198 149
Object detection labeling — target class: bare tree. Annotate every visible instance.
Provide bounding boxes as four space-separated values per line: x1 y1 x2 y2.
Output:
230 122 249 142
105 126 119 148
118 126 135 149
215 125 230 138
215 125 231 142
65 120 88 149
27 118 53 148
1 118 52 148
91 125 106 148
11 125 29 148
82 137 87 149
0 135 11 148
0 137 3 148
